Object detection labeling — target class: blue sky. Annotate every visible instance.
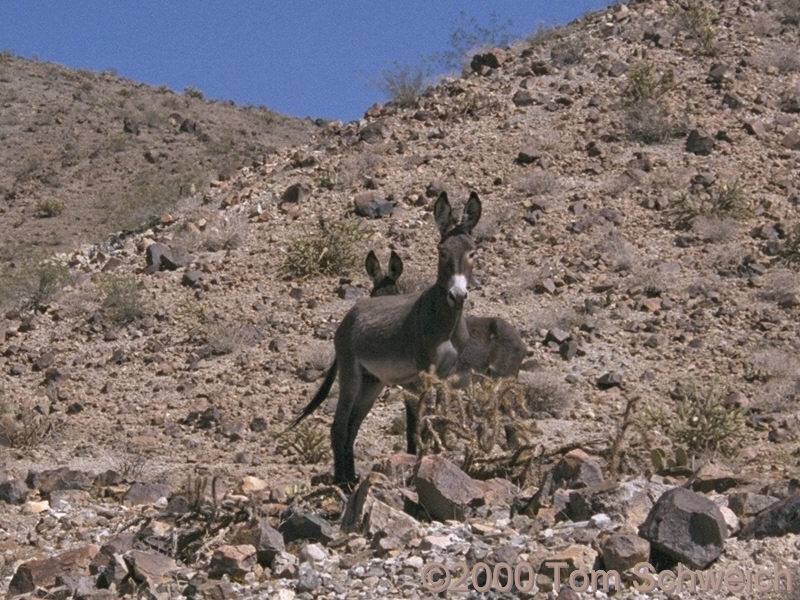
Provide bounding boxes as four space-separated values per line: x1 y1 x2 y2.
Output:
1 1 614 122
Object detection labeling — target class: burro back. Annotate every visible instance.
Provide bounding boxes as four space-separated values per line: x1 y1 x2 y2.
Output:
291 191 482 486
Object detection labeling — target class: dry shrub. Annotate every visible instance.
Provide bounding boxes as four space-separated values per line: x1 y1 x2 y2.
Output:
0 397 53 449
409 371 528 455
518 371 573 418
592 231 638 272
692 215 739 243
284 218 365 278
513 171 559 197
778 0 800 24
759 269 800 308
200 321 261 356
550 37 586 66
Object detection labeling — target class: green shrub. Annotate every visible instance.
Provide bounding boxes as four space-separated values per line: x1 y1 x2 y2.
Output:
641 377 748 457
624 62 674 104
100 273 145 324
184 86 204 100
29 263 71 309
286 423 329 464
675 1 718 55
284 218 364 278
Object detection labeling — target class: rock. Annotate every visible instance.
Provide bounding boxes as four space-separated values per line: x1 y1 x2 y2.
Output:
279 511 334 544
545 328 570 344
639 487 727 569
343 473 419 546
90 534 135 589
300 543 327 564
271 551 298 578
528 449 605 516
359 120 390 143
230 518 286 566
26 467 93 497
780 87 800 113
685 128 715 155
122 550 178 592
727 492 778 518
296 562 321 593
781 130 800 150
471 50 505 72
601 533 650 572
122 482 171 506
739 493 800 539
239 476 269 494
596 372 622 389
9 544 99 596
0 478 28 504
353 191 395 218
688 462 748 493
279 183 310 211
208 544 257 582
512 90 534 107
33 350 55 371
540 544 598 584
414 455 485 522
182 269 204 288
743 119 767 136
145 242 192 273
515 147 542 165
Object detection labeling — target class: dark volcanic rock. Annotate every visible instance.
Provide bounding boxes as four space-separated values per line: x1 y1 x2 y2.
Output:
639 487 727 569
739 493 800 539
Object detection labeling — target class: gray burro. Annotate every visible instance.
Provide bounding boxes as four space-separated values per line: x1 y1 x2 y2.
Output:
291 191 482 485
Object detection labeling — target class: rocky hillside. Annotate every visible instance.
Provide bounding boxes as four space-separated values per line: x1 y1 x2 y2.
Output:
0 52 318 309
2 0 800 598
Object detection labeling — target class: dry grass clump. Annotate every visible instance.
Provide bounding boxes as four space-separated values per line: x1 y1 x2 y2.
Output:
668 180 752 231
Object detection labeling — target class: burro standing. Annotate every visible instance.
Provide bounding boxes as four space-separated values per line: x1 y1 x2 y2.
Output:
292 191 482 485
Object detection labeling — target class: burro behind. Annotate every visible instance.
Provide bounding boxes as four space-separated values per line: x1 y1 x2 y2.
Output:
292 191 482 486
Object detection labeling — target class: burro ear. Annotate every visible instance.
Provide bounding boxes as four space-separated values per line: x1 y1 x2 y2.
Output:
388 250 404 280
461 191 482 234
433 191 455 237
364 250 382 282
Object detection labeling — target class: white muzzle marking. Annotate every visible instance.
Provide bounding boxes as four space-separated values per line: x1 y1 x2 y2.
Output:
448 274 468 306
